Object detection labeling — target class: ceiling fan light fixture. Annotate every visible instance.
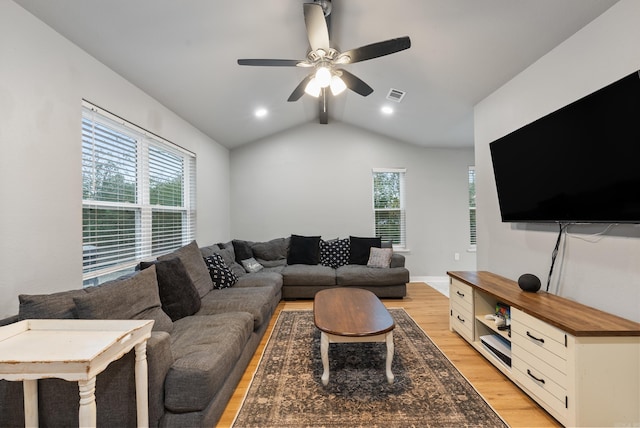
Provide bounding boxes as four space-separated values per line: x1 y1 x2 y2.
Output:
330 75 347 96
305 78 321 97
315 66 332 88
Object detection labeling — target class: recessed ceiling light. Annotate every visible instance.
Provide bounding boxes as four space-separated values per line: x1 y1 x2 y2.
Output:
255 108 268 118
381 106 394 115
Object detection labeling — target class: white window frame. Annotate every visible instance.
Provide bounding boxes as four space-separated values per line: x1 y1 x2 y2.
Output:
82 101 196 285
372 168 407 250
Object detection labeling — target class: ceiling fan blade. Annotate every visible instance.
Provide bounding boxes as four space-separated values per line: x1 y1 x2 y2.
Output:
303 3 330 52
288 74 314 102
237 59 302 67
339 36 411 64
338 69 374 97
319 88 328 124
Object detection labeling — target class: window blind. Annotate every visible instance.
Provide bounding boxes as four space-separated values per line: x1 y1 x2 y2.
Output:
372 168 406 248
468 166 477 246
82 102 196 282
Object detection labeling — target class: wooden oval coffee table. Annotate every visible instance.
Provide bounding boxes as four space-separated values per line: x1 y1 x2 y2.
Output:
313 287 395 385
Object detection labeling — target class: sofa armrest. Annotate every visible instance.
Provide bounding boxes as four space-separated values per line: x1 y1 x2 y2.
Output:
390 253 405 268
0 315 18 327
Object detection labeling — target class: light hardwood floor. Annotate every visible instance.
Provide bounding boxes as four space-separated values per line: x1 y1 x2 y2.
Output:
217 282 561 427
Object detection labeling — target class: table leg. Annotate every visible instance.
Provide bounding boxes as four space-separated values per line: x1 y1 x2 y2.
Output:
78 377 97 428
135 340 150 427
23 379 38 428
386 331 394 384
320 332 330 385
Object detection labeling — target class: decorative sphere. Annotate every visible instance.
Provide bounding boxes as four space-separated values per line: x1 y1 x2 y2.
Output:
518 273 541 293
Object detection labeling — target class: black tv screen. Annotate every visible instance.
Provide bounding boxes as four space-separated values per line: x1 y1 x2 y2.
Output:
490 70 640 223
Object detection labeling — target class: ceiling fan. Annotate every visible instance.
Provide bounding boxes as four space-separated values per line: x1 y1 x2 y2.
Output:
237 1 411 124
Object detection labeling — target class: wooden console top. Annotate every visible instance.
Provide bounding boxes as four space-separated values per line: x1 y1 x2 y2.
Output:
447 271 640 337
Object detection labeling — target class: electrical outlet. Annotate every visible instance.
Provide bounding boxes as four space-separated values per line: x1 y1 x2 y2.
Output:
454 252 460 261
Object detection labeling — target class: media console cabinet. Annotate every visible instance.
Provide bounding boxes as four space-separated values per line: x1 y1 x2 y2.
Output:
447 271 640 427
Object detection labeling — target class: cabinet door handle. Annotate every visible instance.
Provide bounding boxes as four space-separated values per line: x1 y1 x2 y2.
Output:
457 315 465 323
456 291 465 298
527 369 546 384
526 331 545 343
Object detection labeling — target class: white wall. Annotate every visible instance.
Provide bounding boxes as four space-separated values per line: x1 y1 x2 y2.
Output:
230 122 476 277
0 1 230 318
475 0 640 322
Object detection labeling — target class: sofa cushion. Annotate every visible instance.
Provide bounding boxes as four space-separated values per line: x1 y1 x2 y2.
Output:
282 264 336 286
74 265 173 333
367 247 393 268
203 253 238 289
235 271 283 301
251 237 289 262
165 312 254 412
320 238 350 269
349 236 382 265
197 287 274 330
18 288 87 320
287 234 321 265
336 264 410 286
158 241 213 298
140 258 201 321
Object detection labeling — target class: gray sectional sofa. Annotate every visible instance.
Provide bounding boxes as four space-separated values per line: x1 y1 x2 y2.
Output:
226 235 409 299
0 235 409 427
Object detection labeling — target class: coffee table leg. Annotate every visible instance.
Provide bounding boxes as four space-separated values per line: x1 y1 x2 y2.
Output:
321 332 330 385
386 331 394 384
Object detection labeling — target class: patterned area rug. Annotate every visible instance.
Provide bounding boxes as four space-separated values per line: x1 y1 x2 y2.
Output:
233 309 508 427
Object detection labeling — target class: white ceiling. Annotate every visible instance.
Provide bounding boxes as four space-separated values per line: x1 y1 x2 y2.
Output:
14 0 619 149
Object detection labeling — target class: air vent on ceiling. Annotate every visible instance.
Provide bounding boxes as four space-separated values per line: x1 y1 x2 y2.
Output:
386 88 406 103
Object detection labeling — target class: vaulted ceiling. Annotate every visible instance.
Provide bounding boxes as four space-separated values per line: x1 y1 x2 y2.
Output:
14 0 619 149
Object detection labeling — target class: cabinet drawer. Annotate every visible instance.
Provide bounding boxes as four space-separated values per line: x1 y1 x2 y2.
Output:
513 359 568 423
450 303 473 342
450 279 473 311
511 307 568 362
512 341 566 389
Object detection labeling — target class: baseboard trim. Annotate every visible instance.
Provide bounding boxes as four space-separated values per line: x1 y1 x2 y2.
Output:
410 276 449 284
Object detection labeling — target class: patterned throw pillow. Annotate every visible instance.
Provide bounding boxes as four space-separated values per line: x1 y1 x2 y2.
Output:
203 253 238 289
320 238 350 269
367 247 393 268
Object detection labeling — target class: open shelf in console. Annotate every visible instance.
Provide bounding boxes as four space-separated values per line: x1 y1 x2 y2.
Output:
472 286 512 373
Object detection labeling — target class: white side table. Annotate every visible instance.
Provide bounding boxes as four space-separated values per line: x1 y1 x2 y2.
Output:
0 319 154 428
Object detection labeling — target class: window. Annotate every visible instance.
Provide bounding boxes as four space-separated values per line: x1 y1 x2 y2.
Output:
468 166 476 248
82 102 196 285
372 168 406 248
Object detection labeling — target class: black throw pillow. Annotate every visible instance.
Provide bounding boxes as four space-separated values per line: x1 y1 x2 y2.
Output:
232 239 254 265
287 234 321 265
140 257 201 321
349 236 382 265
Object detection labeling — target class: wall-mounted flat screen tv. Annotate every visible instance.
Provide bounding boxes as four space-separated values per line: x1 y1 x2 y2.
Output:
490 70 640 223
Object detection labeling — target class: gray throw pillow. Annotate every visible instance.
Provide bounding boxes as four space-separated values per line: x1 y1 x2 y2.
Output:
367 247 393 268
140 258 201 321
241 257 264 273
74 265 173 333
158 240 213 298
